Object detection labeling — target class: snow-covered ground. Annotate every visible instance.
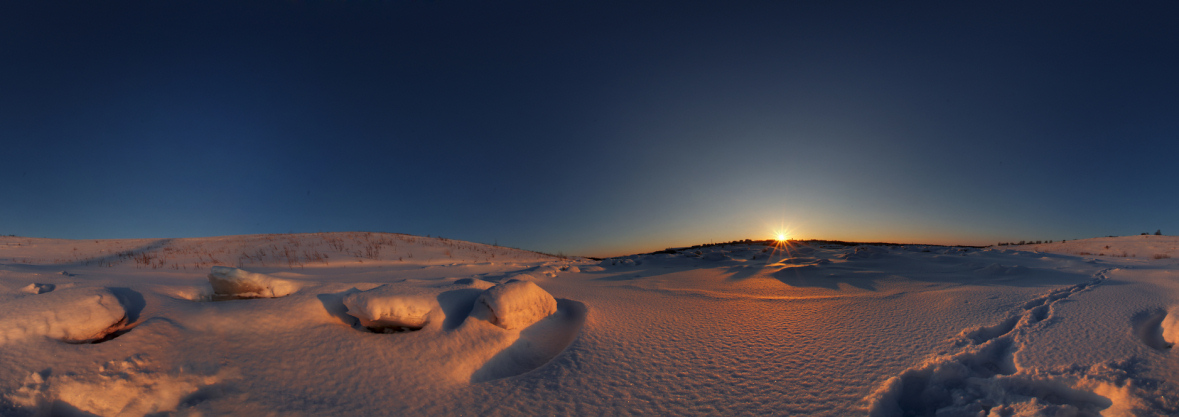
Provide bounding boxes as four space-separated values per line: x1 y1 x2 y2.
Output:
2 233 1178 416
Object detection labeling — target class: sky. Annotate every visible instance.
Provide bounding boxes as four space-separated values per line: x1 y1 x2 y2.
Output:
3 1 1178 257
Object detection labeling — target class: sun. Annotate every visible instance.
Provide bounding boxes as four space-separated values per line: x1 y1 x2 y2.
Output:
775 232 788 242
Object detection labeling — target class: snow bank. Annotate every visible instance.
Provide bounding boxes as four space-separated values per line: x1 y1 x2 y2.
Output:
0 287 126 344
472 280 557 330
343 284 441 331
207 266 299 299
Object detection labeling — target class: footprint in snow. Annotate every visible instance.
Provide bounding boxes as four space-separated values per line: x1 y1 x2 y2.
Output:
1132 308 1174 351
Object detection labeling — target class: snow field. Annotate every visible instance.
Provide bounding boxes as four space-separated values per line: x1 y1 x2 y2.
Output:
4 234 1179 415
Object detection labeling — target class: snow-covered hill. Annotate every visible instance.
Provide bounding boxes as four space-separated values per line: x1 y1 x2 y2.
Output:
2 233 1178 415
1010 234 1179 260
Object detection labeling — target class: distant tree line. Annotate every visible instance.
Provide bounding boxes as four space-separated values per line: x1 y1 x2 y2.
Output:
1000 230 1165 246
996 240 1060 246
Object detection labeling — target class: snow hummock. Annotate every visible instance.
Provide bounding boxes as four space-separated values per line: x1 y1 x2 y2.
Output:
207 266 299 299
343 284 441 331
0 287 126 344
471 280 558 330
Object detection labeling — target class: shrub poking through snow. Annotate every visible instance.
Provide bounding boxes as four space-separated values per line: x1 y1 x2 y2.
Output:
0 287 126 344
342 284 441 332
207 266 299 299
472 280 557 330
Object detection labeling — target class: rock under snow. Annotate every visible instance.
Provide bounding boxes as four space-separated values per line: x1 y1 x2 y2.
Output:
472 280 558 330
0 287 126 344
207 266 299 299
20 283 55 294
343 284 442 331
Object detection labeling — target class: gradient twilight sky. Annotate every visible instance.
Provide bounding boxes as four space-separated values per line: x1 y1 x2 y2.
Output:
3 1 1178 257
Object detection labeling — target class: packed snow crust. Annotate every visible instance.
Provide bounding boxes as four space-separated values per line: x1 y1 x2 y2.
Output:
4 233 1179 415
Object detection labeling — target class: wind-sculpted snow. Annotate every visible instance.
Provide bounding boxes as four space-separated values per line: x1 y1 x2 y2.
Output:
5 234 1179 415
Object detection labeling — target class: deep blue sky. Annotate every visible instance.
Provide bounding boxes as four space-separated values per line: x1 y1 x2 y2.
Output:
3 1 1178 257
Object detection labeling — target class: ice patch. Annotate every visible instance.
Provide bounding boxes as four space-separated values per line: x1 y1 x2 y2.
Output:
471 280 558 330
343 284 442 332
0 287 127 345
207 266 300 299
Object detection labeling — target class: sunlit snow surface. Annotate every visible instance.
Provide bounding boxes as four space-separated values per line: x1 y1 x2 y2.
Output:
2 233 1178 416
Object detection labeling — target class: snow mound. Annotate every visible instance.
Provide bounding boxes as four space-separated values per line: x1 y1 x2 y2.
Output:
535 265 561 278
453 278 496 289
343 284 442 331
472 280 558 330
0 287 126 344
505 272 538 282
207 266 299 299
20 283 55 294
562 265 581 273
